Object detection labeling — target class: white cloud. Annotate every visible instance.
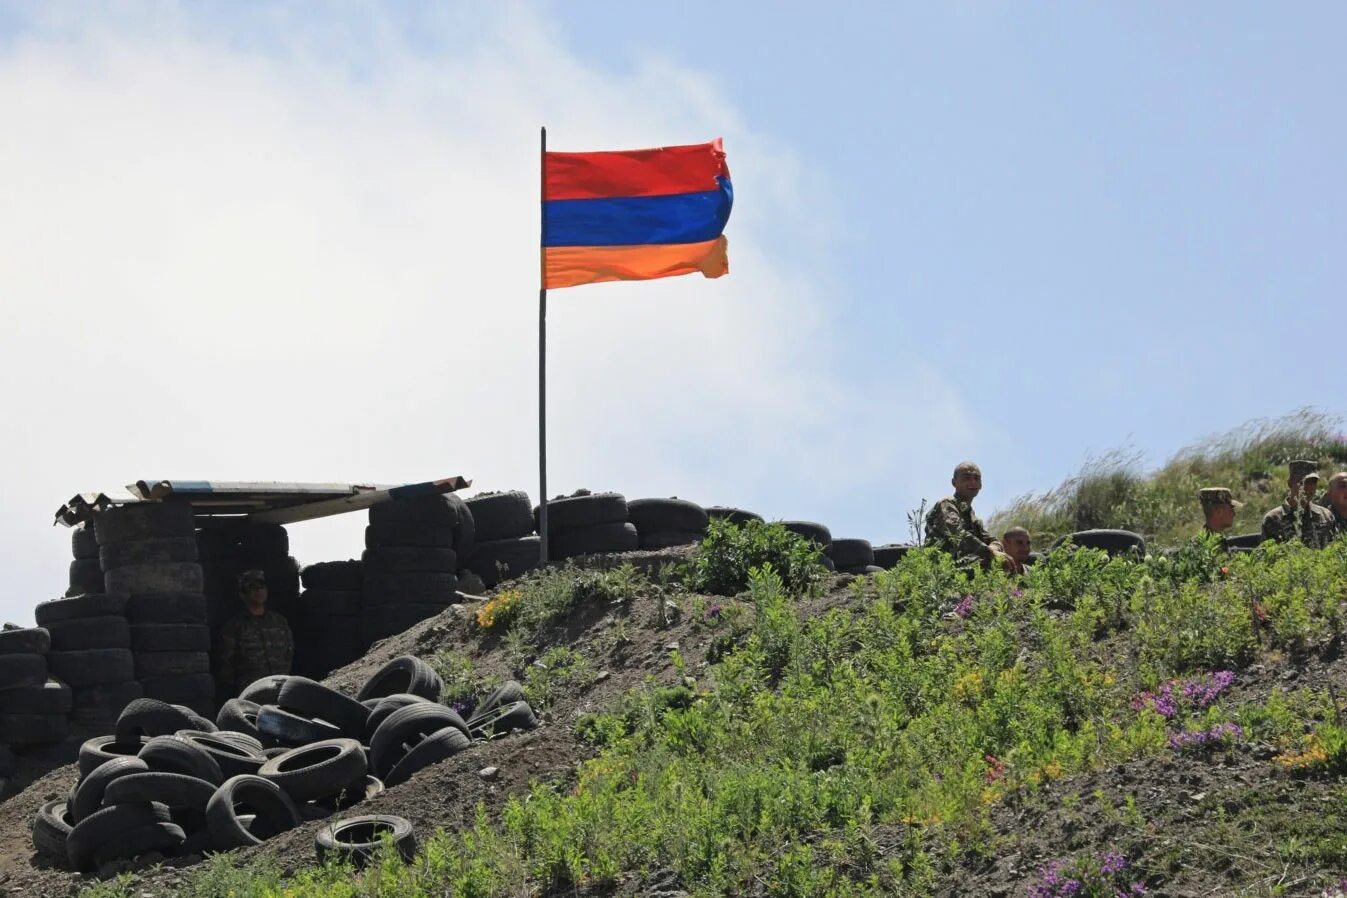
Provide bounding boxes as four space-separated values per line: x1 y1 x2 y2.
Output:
0 3 982 624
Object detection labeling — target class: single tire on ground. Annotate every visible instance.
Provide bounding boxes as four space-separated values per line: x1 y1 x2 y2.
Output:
357 655 444 703
205 774 302 849
94 503 196 546
315 814 416 867
99 537 199 570
465 491 534 542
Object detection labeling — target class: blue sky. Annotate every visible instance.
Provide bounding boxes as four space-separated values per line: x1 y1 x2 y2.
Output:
0 3 1342 623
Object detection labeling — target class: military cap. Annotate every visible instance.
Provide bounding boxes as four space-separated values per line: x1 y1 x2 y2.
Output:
237 569 267 589
1199 487 1244 508
1289 460 1320 481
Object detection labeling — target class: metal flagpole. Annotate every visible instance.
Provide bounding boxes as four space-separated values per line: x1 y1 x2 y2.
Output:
538 125 549 565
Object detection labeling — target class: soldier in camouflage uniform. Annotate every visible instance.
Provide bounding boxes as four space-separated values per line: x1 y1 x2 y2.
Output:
1260 460 1334 548
216 569 293 697
1199 487 1242 537
925 462 1014 572
1320 472 1347 541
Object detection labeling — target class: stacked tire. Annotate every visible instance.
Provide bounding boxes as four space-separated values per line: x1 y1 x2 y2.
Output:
0 624 69 747
828 538 883 575
782 520 835 570
627 498 709 550
361 495 473 643
67 526 104 597
462 491 541 587
872 544 913 570
295 561 365 679
535 491 638 561
36 593 137 732
94 503 213 717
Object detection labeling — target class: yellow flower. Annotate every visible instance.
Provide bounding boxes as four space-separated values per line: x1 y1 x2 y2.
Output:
953 670 983 702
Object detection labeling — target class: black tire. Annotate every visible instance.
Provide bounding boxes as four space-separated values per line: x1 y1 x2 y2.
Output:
134 651 211 678
871 544 913 569
217 698 263 738
300 589 363 617
446 492 475 558
1224 532 1263 549
466 491 534 542
126 592 207 625
66 802 173 870
467 700 539 739
139 734 226 784
706 506 763 526
537 491 628 533
464 536 542 587
370 703 468 778
238 523 289 558
476 680 525 719
828 538 874 569
638 529 704 550
205 774 301 849
174 731 266 778
301 560 364 591
130 624 210 652
358 655 443 702
94 503 195 546
48 648 132 687
277 677 369 739
211 729 263 751
105 562 205 596
551 522 639 559
364 522 454 549
118 698 201 741
368 496 459 527
627 498 709 534
259 738 368 802
365 695 430 741
79 735 149 777
361 547 457 575
46 615 130 651
139 674 216 708
0 626 51 655
315 814 416 867
35 593 129 626
68 559 105 594
0 713 69 745
257 705 343 747
1050 529 1147 557
99 537 199 570
781 521 832 549
70 756 149 823
104 771 217 813
362 572 459 606
32 799 74 859
385 726 471 787
0 678 72 715
72 526 100 560
0 653 46 688
239 674 291 706
92 821 186 865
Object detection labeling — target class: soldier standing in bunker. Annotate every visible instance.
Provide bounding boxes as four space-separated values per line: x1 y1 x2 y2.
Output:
215 569 293 698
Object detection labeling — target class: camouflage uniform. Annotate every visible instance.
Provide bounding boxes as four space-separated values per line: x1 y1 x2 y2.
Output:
216 611 293 696
1324 505 1347 542
924 496 1002 568
1260 500 1334 548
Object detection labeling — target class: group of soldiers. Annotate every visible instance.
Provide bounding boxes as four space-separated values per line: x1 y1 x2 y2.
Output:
924 459 1347 572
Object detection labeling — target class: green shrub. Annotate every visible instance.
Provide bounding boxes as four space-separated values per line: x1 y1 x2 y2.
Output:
682 518 827 598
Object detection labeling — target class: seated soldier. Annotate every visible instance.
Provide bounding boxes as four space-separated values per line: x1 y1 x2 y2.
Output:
1321 472 1347 541
924 462 1015 572
1261 460 1334 548
1001 526 1033 572
1199 487 1243 545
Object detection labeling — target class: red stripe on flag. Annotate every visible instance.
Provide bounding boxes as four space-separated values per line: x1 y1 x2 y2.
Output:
545 139 728 200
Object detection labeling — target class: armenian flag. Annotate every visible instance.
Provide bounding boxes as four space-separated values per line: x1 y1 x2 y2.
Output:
542 138 732 289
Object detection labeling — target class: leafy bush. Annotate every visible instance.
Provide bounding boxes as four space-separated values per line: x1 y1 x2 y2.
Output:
478 564 648 640
683 518 828 598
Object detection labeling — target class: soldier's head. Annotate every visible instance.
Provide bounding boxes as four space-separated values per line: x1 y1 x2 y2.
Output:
1288 459 1319 502
1327 472 1347 516
951 462 983 501
1001 526 1031 564
238 569 268 615
1199 487 1243 532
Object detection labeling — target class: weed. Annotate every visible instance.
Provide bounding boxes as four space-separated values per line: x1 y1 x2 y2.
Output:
682 518 827 598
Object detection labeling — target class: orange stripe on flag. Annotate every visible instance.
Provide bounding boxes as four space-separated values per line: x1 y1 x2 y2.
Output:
543 236 728 289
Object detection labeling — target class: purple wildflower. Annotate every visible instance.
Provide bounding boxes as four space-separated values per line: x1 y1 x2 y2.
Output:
954 595 975 618
705 603 722 619
1100 851 1127 875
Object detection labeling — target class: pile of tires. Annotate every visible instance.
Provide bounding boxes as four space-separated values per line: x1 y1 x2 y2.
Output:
461 491 541 588
36 592 138 732
535 491 638 561
361 495 473 643
0 623 69 747
627 498 709 550
294 560 365 679
94 503 213 717
198 520 301 637
31 655 537 872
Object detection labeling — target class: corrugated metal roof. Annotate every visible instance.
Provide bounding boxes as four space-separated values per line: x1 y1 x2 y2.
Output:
55 475 471 527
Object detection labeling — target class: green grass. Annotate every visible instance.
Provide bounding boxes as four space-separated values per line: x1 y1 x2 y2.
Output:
988 408 1347 548
82 526 1347 898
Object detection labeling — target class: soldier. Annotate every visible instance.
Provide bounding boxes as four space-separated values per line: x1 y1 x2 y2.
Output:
215 569 293 698
1001 526 1033 571
925 462 1014 572
1321 471 1347 540
1199 487 1243 539
1260 460 1334 548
